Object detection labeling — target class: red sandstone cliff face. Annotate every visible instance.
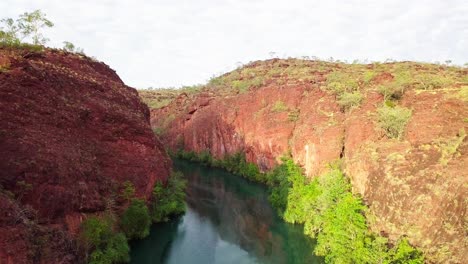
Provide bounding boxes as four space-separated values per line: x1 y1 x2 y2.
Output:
149 59 467 263
0 48 171 263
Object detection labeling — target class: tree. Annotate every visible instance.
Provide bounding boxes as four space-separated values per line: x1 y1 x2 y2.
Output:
63 41 84 54
120 199 151 239
17 10 54 45
121 181 135 203
0 9 53 46
0 18 20 44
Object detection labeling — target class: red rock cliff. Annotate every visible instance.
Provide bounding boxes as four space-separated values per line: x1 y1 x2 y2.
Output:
148 59 467 263
0 48 171 263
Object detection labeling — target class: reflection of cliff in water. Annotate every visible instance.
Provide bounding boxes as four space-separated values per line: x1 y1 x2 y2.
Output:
177 160 320 264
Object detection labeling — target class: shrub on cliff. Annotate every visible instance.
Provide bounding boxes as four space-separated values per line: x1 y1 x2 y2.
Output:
120 199 151 239
337 91 363 110
150 171 187 222
386 238 424 264
89 233 130 264
80 216 130 264
326 71 359 94
271 100 289 112
377 105 412 139
81 216 114 249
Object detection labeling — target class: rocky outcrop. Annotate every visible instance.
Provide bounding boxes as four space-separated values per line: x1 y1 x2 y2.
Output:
0 48 171 263
149 59 467 263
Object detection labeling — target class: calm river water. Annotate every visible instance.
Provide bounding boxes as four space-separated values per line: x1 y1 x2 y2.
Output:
130 159 322 264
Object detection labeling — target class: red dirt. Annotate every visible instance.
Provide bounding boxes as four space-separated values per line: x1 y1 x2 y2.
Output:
0 48 171 263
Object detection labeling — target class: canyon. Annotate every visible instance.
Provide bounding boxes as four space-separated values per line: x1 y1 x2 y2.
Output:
0 47 466 263
147 59 467 263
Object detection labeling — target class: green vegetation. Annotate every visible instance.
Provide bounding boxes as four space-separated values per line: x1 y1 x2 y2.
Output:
205 59 330 95
138 86 203 110
387 238 425 264
325 71 359 94
79 173 187 263
271 100 289 112
337 91 363 110
80 216 130 264
0 10 53 50
120 199 151 239
63 41 84 54
266 159 424 263
120 181 135 203
377 70 411 100
89 233 129 264
150 171 187 222
172 150 263 183
175 150 424 263
436 129 466 166
377 105 412 139
325 71 366 110
1 10 88 55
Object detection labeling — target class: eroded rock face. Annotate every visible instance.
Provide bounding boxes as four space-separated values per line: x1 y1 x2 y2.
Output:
150 61 467 263
0 48 171 263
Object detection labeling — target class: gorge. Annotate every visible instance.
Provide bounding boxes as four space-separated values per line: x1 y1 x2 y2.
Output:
0 47 466 263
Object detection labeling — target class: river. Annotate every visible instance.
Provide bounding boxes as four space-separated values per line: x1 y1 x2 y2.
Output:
130 159 322 264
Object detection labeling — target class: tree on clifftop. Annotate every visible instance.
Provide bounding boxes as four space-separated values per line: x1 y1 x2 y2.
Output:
0 9 54 45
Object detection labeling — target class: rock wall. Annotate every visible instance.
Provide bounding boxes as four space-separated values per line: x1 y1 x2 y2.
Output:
150 61 467 263
0 48 171 263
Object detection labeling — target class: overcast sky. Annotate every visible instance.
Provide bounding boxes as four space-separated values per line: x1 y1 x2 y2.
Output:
1 0 467 88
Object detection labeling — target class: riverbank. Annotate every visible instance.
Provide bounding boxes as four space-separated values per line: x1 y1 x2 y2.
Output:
130 159 321 264
172 151 424 263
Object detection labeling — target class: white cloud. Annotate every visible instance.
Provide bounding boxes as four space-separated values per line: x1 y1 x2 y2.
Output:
1 0 467 88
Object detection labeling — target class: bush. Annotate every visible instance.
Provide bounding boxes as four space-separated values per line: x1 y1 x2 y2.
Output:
120 199 151 239
271 100 289 112
89 233 130 264
337 91 363 110
415 73 453 90
80 216 130 264
377 105 412 139
378 84 405 100
81 216 114 249
326 71 359 94
377 71 411 100
386 238 424 264
150 171 186 222
120 181 135 203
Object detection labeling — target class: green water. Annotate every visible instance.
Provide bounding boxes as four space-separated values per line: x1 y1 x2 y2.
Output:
130 159 322 264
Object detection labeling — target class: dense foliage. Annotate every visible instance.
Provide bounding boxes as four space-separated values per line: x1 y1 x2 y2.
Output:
266 159 424 263
377 105 412 139
120 199 151 239
150 171 187 222
80 216 130 264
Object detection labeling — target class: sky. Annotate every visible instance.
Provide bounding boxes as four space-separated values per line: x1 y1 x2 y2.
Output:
1 0 467 88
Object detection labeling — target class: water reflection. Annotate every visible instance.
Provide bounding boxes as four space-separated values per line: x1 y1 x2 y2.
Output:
130 160 322 264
